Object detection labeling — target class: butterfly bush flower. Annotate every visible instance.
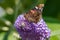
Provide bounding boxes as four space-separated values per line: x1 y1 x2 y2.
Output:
14 14 51 40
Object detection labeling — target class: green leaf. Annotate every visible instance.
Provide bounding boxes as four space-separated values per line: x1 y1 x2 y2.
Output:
0 32 6 40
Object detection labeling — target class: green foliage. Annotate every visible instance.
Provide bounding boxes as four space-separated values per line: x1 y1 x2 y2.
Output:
43 0 60 18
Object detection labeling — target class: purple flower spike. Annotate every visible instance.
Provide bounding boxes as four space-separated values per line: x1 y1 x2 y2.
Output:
14 14 51 40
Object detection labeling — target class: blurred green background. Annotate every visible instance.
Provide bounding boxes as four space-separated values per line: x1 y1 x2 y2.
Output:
0 0 60 40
